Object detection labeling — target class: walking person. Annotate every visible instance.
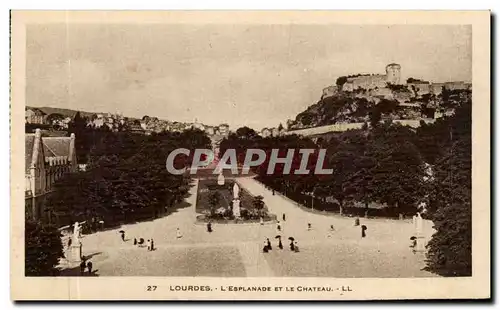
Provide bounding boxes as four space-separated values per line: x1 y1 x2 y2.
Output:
276 235 283 250
260 217 264 225
207 222 213 233
327 224 335 238
266 238 272 251
282 213 286 221
263 241 269 253
276 221 281 232
288 237 295 251
307 223 312 231
120 231 125 241
361 225 367 238
79 260 86 275
150 239 155 251
87 261 93 275
147 239 151 251
133 238 137 245
409 236 417 254
294 241 300 253
176 228 182 239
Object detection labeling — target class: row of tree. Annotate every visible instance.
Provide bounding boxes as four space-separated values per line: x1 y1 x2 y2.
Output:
219 92 471 276
26 125 211 276
220 121 427 217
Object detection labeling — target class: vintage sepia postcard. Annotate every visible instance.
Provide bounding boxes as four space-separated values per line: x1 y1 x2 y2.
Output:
10 11 490 300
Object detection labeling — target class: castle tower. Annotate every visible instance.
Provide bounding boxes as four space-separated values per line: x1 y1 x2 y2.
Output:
385 63 401 85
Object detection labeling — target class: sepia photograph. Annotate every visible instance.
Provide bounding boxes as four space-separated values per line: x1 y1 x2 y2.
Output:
10 11 490 300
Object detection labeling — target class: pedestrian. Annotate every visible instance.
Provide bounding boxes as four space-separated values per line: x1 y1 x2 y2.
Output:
307 223 312 231
361 225 367 238
294 241 300 253
409 236 417 253
328 224 335 238
278 238 283 250
207 222 212 233
151 239 155 251
79 260 86 275
272 189 275 196
133 238 137 245
120 231 125 241
176 228 182 239
354 218 360 226
282 213 286 221
147 239 151 251
290 241 295 252
266 238 272 250
260 217 264 225
276 221 281 231
87 261 93 274
263 241 269 253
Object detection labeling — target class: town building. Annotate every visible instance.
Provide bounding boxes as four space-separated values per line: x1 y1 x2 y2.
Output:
218 124 230 135
25 108 47 124
25 129 78 221
261 128 272 138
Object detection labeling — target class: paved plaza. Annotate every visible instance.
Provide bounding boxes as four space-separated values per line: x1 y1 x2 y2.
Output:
61 177 436 277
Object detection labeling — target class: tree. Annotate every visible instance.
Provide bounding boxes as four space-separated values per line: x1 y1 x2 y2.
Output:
208 191 221 216
25 220 63 276
68 111 92 163
277 123 284 132
336 76 348 86
252 195 265 216
46 113 64 126
420 88 471 276
425 138 471 276
369 107 382 128
235 126 258 139
45 129 209 228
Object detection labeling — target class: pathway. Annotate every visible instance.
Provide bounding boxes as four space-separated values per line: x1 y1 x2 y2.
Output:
60 176 436 278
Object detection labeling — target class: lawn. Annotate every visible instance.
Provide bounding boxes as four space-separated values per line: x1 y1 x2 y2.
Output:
196 178 275 222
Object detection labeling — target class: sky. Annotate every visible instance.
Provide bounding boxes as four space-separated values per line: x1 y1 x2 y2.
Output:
26 24 472 130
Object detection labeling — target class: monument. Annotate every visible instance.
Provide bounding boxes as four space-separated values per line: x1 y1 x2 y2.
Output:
217 172 225 185
232 182 241 218
69 222 83 263
413 213 425 252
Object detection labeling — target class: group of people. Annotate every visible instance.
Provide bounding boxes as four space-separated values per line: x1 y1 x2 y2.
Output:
132 237 156 251
262 236 299 253
353 218 368 238
118 231 156 251
79 258 93 275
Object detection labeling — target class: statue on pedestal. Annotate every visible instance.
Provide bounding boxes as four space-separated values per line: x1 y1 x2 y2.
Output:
217 172 225 185
233 183 240 199
232 183 241 218
69 222 83 263
414 212 425 252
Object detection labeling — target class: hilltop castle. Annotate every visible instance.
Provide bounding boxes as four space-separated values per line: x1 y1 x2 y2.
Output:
322 63 470 99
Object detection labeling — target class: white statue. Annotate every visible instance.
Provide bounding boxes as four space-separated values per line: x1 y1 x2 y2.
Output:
217 172 225 185
415 212 423 237
233 183 240 199
72 222 81 244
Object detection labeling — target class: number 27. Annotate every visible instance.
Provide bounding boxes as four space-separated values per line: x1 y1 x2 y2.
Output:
147 285 157 291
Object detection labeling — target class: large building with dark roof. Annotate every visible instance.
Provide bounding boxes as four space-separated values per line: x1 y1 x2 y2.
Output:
25 129 78 221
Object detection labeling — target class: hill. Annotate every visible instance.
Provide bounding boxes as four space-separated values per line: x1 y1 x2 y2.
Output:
27 106 96 119
287 84 469 131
